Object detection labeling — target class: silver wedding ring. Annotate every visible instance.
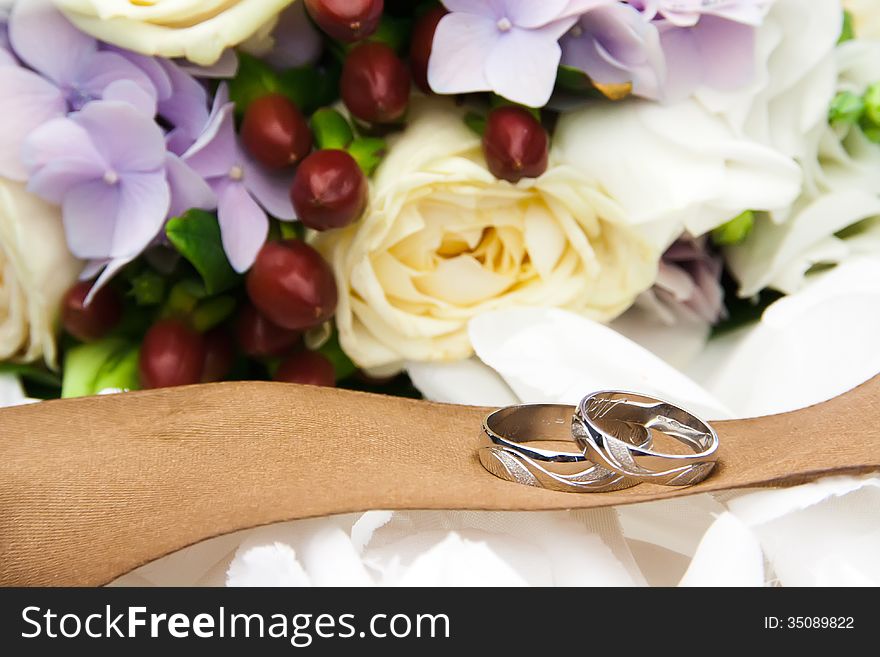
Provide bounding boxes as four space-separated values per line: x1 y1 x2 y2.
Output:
479 392 719 492
574 391 719 487
479 404 651 492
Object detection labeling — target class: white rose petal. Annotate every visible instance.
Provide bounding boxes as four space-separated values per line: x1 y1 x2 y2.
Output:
727 191 880 296
53 0 297 65
844 0 880 39
697 0 842 162
554 98 802 242
727 37 880 297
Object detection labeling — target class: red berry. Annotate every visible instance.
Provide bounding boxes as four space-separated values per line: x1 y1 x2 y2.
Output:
305 0 383 42
62 281 123 342
274 350 336 387
341 42 411 124
201 329 235 383
410 7 446 94
241 94 313 169
236 302 301 357
139 319 206 389
482 106 549 183
291 150 368 231
246 240 338 331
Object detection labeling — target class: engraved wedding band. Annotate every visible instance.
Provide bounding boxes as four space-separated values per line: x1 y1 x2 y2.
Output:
574 391 719 487
478 393 719 492
479 404 651 492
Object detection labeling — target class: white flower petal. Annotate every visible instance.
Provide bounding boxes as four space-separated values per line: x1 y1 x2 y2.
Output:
0 373 27 407
280 519 374 587
54 0 297 66
226 542 311 587
727 189 880 298
678 512 765 586
554 99 802 241
611 299 711 370
726 477 880 586
699 257 880 418
469 307 733 419
407 358 519 407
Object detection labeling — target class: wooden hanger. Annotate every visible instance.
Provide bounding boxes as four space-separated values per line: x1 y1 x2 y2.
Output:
1 374 878 586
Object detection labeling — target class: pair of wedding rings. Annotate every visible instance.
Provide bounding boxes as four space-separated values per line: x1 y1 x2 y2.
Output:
479 391 719 492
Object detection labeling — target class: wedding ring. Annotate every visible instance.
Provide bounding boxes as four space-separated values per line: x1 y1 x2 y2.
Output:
479 404 651 492
574 391 719 487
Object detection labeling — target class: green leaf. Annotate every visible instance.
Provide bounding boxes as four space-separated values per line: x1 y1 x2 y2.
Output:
311 108 354 150
829 90 865 126
464 112 487 137
128 268 166 306
347 137 387 177
839 10 855 44
279 220 303 240
61 338 138 398
489 94 541 120
713 285 784 338
92 344 141 394
318 332 357 381
863 82 880 123
192 295 237 332
228 53 280 116
366 15 413 53
166 210 240 295
277 64 341 115
555 65 596 95
0 362 62 389
554 65 632 101
712 210 755 246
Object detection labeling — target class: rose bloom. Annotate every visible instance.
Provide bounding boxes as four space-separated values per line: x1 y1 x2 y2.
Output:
0 179 80 367
51 0 297 65
845 0 880 39
313 99 662 373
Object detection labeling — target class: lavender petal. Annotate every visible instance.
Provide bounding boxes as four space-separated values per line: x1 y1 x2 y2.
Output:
0 65 66 180
216 180 270 273
9 0 96 87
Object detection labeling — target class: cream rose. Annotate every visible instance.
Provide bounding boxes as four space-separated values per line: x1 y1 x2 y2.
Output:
313 99 662 372
52 0 296 66
845 0 880 39
0 178 80 367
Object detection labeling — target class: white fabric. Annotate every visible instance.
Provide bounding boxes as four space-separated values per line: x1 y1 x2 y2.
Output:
63 254 876 587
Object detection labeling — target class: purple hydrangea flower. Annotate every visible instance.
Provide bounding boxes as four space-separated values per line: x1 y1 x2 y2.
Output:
562 0 769 101
23 101 171 263
0 18 13 64
428 0 612 107
181 86 296 273
26 98 215 297
112 48 211 155
561 2 665 100
655 13 759 99
653 236 726 324
260 1 322 70
636 0 769 27
0 0 157 180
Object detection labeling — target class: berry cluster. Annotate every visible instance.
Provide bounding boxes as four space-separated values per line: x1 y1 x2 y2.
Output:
55 0 551 395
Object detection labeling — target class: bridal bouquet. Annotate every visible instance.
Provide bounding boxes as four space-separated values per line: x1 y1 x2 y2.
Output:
1 0 878 404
